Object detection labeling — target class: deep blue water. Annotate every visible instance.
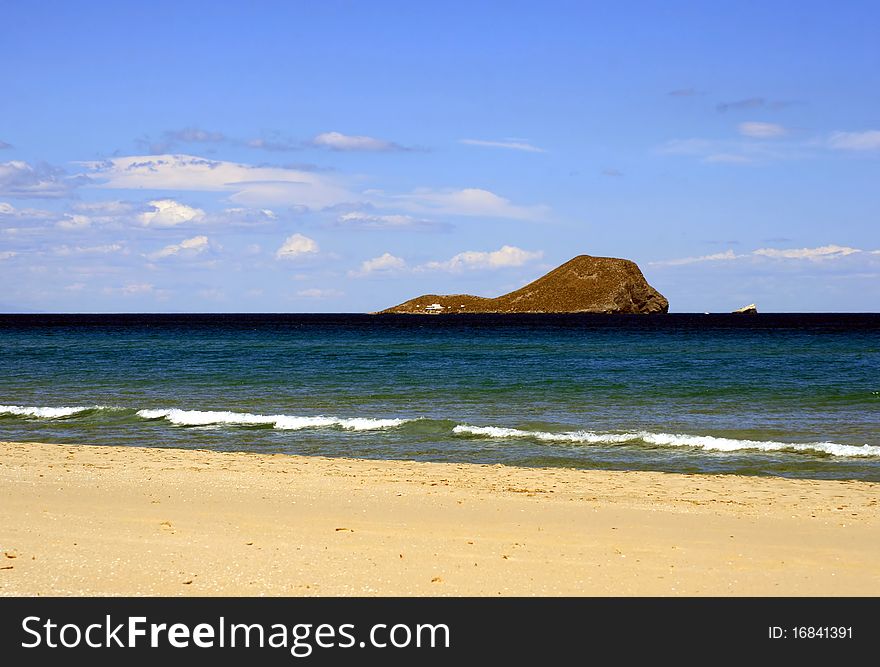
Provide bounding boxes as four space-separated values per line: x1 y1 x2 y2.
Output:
1 313 878 480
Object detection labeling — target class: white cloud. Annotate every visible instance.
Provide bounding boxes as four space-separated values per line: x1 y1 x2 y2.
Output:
139 199 206 227
651 249 739 266
659 137 805 164
53 243 126 256
247 137 299 151
70 199 137 223
0 160 79 198
827 130 880 151
0 201 55 221
104 282 156 296
58 200 138 229
336 211 445 231
138 127 226 154
391 188 548 220
419 245 543 272
84 154 548 220
217 207 277 225
276 233 319 259
752 245 861 260
84 154 352 209
459 139 546 153
0 251 17 260
197 288 225 301
165 127 225 143
311 131 401 152
738 122 787 138
350 252 406 277
654 245 871 267
149 235 209 260
295 288 343 299
71 200 134 215
57 214 93 230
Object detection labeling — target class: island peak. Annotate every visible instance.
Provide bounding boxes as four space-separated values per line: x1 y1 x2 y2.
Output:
379 254 669 314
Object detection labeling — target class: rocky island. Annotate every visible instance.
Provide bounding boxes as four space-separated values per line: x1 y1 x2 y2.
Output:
379 254 669 314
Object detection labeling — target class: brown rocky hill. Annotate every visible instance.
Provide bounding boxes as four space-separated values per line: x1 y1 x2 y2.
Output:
379 254 669 314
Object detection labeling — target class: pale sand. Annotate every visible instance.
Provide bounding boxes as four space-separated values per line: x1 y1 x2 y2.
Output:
0 441 878 596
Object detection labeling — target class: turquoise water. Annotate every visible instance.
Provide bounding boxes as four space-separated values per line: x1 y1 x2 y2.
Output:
1 314 878 481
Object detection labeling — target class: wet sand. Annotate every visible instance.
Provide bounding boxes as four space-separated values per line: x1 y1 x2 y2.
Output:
1 440 877 596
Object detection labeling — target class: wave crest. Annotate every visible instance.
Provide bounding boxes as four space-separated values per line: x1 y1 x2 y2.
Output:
0 404 99 419
136 408 407 431
453 424 880 458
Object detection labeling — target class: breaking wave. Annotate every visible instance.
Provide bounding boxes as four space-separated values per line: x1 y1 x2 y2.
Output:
452 424 880 458
2 402 877 459
135 408 408 431
0 404 102 419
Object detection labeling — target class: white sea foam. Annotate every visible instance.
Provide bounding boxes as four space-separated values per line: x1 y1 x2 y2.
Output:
136 408 407 431
453 424 880 458
0 404 97 419
453 425 637 444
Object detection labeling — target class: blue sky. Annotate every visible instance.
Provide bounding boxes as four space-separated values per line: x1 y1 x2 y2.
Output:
1 0 878 312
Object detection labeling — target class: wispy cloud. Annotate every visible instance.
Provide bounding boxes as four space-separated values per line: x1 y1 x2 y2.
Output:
276 233 319 260
70 200 135 216
295 288 343 299
149 235 209 260
84 154 352 209
334 210 448 231
738 122 787 138
653 244 874 266
0 201 56 222
716 97 795 113
349 252 406 277
138 127 226 154
664 124 880 165
389 187 549 220
247 137 300 152
0 251 17 260
53 243 127 257
418 245 542 272
458 138 546 153
83 154 544 221
167 127 225 143
752 245 862 260
0 160 83 198
56 214 94 230
716 97 765 112
103 282 165 297
213 207 278 226
660 135 808 164
668 88 703 97
0 141 12 150
827 130 880 151
310 131 406 152
651 249 739 266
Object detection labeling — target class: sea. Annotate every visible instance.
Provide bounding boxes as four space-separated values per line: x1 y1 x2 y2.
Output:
1 313 878 481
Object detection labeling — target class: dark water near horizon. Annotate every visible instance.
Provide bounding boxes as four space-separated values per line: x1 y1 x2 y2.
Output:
1 313 878 481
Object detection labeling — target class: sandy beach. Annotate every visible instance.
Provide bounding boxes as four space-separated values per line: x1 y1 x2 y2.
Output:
0 440 877 596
